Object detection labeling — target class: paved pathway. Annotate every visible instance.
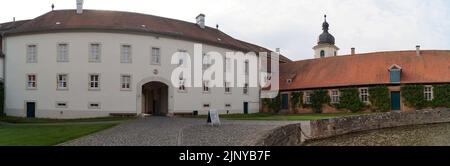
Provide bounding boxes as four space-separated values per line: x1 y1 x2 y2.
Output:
62 117 302 146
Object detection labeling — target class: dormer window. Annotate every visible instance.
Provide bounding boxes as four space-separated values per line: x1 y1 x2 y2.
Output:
389 64 402 83
287 79 292 84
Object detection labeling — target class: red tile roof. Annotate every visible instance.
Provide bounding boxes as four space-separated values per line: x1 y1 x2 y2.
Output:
280 50 450 91
1 10 290 62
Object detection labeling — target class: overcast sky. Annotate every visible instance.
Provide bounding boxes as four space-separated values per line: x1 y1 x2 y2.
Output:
1 0 449 61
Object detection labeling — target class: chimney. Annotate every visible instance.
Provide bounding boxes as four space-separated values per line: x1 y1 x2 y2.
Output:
416 45 420 56
196 14 205 29
351 47 355 55
276 48 281 54
76 0 84 14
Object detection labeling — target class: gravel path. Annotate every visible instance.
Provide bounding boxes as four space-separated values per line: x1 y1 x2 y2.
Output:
62 117 299 146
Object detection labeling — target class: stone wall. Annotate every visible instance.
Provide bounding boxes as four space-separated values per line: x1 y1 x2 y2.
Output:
254 123 303 146
254 108 450 146
307 108 450 141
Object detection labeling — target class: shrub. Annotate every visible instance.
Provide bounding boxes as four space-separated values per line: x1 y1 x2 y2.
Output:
290 91 302 111
0 82 3 116
369 85 391 112
262 94 281 113
401 85 427 109
310 89 330 113
337 88 366 113
432 84 450 108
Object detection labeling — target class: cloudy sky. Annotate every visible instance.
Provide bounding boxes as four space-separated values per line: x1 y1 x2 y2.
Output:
1 0 449 61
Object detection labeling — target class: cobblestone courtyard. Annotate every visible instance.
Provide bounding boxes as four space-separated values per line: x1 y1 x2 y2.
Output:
62 117 298 146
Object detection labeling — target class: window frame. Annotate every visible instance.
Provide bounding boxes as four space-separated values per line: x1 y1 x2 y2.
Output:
88 73 101 91
89 43 102 63
203 80 210 93
330 89 340 104
88 102 101 109
26 74 37 90
320 50 325 58
424 85 434 101
359 88 369 103
178 77 187 93
26 44 38 63
243 83 249 95
304 91 312 104
150 47 161 65
55 101 68 109
120 44 132 64
56 43 69 63
224 82 231 94
120 74 132 91
56 73 69 90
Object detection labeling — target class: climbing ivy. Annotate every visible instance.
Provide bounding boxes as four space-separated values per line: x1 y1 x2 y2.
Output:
262 94 281 113
401 85 427 109
290 91 302 111
310 89 330 113
432 84 450 108
0 82 3 116
368 85 391 112
337 88 366 113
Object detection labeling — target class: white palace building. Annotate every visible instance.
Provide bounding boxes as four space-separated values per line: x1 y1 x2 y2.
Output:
0 2 290 119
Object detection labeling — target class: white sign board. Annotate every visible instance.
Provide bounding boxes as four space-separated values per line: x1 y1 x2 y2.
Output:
208 109 221 126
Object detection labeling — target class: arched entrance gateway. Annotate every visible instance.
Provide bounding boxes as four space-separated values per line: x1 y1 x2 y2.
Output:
136 77 174 116
142 82 168 116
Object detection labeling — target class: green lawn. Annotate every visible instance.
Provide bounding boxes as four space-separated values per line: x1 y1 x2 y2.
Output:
0 116 135 124
0 116 133 146
0 123 117 146
195 112 375 121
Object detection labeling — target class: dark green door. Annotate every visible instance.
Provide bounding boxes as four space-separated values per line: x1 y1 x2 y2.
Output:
243 102 249 114
281 94 289 109
26 102 36 118
391 92 401 111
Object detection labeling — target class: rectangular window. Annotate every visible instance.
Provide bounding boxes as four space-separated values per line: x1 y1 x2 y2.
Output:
89 102 101 109
243 83 249 94
360 88 369 103
178 78 186 92
89 74 100 90
56 102 68 108
89 43 101 62
424 86 434 101
331 90 340 104
57 74 68 90
121 75 131 90
57 43 69 62
203 81 209 93
225 82 231 94
304 91 312 104
151 47 160 65
244 60 249 74
26 45 37 63
26 74 37 90
203 103 210 108
178 50 187 67
225 58 232 73
225 104 231 108
121 45 132 63
203 53 211 70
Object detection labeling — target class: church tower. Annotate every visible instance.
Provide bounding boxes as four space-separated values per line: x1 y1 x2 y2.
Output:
313 15 339 59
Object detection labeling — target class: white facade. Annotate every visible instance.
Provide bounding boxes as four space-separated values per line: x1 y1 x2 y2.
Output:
313 44 339 59
4 32 261 119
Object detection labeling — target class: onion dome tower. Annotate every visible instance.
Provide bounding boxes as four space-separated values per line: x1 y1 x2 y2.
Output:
313 15 339 58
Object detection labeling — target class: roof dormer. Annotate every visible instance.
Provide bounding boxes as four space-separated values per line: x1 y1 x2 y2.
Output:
389 64 402 83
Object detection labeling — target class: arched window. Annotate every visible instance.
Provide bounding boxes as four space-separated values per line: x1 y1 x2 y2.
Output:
320 50 325 58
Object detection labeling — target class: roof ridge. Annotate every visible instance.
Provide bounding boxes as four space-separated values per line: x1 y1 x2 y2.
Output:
289 49 450 63
52 9 219 31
